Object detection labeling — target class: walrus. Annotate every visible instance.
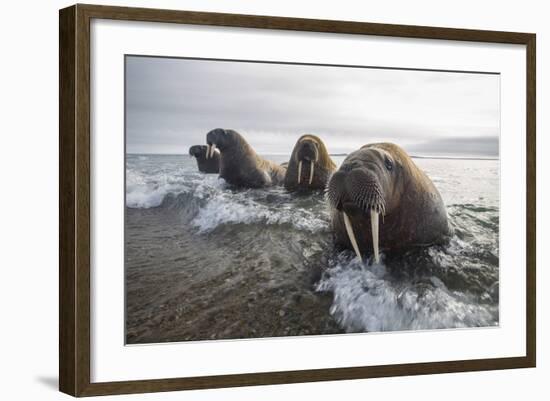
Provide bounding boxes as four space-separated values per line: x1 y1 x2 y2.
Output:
188 145 220 173
205 128 287 188
284 134 337 191
327 143 451 263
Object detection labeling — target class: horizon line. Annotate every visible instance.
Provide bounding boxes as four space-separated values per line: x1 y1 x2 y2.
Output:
126 152 499 161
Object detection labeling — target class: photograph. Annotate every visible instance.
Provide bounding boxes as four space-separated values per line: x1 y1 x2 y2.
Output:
124 55 500 344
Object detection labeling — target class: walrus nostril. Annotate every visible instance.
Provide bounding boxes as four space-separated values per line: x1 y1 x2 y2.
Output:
297 142 316 161
340 160 364 172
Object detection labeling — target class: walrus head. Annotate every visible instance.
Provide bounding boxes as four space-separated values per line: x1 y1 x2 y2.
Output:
294 136 320 185
188 145 207 158
286 134 336 188
205 128 242 159
327 143 408 263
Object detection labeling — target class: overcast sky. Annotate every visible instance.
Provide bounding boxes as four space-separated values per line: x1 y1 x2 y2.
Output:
126 56 500 157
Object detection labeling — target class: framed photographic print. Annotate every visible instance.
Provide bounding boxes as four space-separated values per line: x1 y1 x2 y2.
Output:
59 4 536 397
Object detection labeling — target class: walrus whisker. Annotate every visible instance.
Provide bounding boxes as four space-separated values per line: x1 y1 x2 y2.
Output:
343 212 362 263
371 209 380 263
309 162 315 185
298 161 302 184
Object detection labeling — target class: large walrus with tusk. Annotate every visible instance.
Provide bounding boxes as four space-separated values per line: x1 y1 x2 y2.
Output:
327 143 451 263
284 134 337 191
188 145 220 173
206 128 287 188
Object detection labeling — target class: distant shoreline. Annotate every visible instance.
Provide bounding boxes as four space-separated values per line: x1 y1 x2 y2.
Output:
329 154 498 161
409 155 499 161
128 153 499 161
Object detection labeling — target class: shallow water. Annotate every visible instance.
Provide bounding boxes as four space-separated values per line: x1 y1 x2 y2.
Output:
125 154 499 344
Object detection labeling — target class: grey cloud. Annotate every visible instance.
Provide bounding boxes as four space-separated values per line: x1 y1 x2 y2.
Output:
126 56 500 157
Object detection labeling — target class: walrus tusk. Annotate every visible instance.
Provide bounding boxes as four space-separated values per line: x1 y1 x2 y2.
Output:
209 143 217 158
297 161 302 184
371 209 379 263
309 162 315 185
206 144 211 159
343 212 362 263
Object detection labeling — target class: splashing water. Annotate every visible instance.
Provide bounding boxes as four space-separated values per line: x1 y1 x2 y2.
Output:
316 247 498 333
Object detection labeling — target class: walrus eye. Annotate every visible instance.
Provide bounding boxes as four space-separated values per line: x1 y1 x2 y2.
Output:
385 157 393 171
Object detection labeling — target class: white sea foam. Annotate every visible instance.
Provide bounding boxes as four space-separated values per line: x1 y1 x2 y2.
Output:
126 169 189 208
126 184 172 208
127 161 329 232
316 256 496 332
125 165 223 208
192 190 328 233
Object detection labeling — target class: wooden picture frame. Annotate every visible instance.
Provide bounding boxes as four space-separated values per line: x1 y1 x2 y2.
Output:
59 3 536 397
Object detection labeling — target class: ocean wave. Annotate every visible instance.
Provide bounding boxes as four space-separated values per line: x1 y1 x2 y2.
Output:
126 182 181 208
126 168 185 208
192 192 328 233
316 250 498 333
126 168 222 208
127 166 329 232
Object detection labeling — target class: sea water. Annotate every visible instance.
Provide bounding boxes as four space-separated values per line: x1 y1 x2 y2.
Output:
125 154 499 343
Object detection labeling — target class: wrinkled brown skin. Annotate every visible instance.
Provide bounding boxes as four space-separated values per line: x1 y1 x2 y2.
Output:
284 134 337 191
188 145 220 174
206 128 287 188
327 143 451 257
